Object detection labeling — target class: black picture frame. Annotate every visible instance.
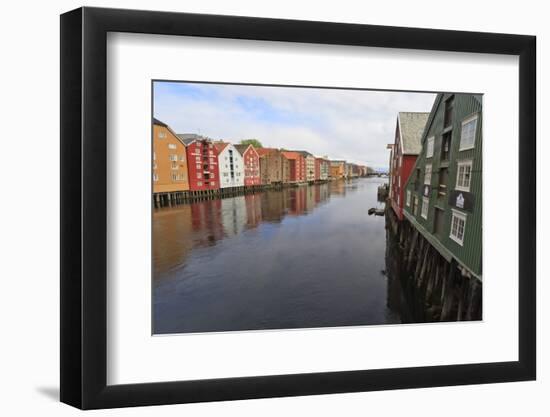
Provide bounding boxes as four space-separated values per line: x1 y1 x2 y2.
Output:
60 6 536 410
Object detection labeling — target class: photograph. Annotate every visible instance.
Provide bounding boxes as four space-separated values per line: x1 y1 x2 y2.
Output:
151 81 482 335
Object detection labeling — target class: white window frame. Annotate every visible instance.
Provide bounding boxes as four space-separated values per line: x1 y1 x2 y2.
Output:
449 209 467 246
158 132 166 139
421 196 429 219
455 159 473 192
426 136 434 158
168 143 176 150
169 154 177 161
424 164 432 185
152 173 158 182
406 190 411 207
459 114 478 151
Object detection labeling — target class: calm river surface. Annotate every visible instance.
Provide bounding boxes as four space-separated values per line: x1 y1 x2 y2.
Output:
153 177 408 334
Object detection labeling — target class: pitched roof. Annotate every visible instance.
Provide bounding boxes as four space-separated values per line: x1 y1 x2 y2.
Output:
176 133 208 145
280 151 301 160
234 144 251 155
397 112 430 155
256 148 278 157
153 117 168 127
213 141 230 153
293 150 314 158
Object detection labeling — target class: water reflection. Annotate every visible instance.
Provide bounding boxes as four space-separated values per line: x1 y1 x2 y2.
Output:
153 178 399 334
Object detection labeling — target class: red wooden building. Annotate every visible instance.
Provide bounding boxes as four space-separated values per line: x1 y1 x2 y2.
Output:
280 151 306 183
178 134 220 192
235 144 261 186
389 112 429 220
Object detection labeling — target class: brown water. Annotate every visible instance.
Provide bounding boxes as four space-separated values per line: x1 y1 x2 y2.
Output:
153 177 408 334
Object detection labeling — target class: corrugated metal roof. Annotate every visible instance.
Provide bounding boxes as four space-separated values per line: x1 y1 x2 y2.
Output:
398 112 430 155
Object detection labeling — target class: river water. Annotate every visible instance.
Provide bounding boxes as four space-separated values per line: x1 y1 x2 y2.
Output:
153 177 409 334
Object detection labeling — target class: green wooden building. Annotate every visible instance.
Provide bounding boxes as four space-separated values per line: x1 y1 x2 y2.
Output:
403 93 482 279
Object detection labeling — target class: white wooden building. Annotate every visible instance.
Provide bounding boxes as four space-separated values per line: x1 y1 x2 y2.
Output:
214 142 245 188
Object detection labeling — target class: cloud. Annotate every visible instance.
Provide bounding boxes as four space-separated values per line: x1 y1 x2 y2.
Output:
153 82 435 169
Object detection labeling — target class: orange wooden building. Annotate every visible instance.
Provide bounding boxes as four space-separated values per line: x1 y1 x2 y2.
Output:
153 119 189 202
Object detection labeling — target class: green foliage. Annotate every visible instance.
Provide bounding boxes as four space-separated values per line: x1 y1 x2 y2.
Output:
240 139 263 148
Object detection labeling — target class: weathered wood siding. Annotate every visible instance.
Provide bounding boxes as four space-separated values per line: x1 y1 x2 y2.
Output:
403 93 482 277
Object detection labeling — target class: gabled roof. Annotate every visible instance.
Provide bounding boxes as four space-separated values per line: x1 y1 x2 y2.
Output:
280 151 302 160
213 141 230 153
153 117 167 127
293 150 314 158
397 112 430 155
256 147 278 157
176 133 209 145
234 144 251 155
154 118 186 145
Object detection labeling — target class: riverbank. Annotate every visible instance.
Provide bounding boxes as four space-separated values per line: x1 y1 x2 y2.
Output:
153 177 378 207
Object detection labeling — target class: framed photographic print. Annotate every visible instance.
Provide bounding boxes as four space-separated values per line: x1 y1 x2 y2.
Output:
60 6 536 409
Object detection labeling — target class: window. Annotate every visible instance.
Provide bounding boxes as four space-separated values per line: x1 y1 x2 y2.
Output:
398 176 401 187
153 173 158 181
158 132 166 139
171 161 177 169
456 160 473 191
179 155 185 161
424 164 432 185
197 181 203 186
153 152 156 160
197 173 202 179
406 190 411 206
196 164 201 170
412 196 419 215
450 210 467 245
460 114 478 150
421 197 429 219
168 143 176 150
397 194 400 205
169 154 177 161
426 136 434 158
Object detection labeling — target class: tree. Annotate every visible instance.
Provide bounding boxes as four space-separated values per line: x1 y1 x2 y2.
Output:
239 139 263 148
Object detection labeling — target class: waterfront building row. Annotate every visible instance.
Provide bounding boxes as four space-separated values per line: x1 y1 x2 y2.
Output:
152 118 370 200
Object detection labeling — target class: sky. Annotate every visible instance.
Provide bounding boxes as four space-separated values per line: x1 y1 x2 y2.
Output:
153 82 436 171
